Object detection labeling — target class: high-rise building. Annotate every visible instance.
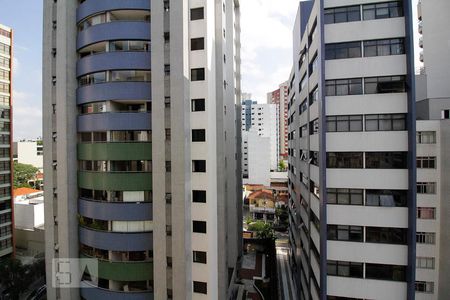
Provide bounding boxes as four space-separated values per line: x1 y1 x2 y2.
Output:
43 1 242 299
241 101 279 171
268 81 289 159
414 1 450 298
0 24 13 259
287 1 416 299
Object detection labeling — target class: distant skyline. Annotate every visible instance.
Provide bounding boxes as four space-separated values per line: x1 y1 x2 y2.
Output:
1 0 420 139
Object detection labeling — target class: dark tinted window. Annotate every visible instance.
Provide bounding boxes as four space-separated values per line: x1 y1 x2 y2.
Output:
193 251 207 263
325 78 363 96
193 221 207 233
191 38 205 50
327 260 363 278
325 42 362 60
366 263 406 281
193 190 206 203
192 129 206 142
327 152 363 168
365 152 407 169
366 190 407 207
191 68 205 81
190 7 204 20
328 225 363 242
363 1 403 20
192 99 205 112
364 38 405 57
193 281 207 294
324 6 361 24
364 76 406 94
192 160 206 172
366 227 407 244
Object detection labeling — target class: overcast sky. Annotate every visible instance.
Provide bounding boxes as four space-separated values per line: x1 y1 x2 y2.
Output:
1 0 419 140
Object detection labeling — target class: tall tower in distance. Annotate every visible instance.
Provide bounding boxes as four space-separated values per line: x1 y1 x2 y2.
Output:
42 1 242 299
0 23 13 259
287 0 416 299
268 81 289 160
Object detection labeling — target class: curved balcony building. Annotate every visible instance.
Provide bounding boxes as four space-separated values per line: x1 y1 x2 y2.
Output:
43 0 242 299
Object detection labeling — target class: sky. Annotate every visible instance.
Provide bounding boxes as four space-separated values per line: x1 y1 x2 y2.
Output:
0 0 419 140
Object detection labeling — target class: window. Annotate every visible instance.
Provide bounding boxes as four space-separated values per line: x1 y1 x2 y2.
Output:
165 129 171 141
109 40 150 52
416 232 435 244
299 99 308 114
193 281 207 294
192 160 206 172
442 109 450 119
300 125 308 138
366 263 406 281
417 131 436 144
415 281 434 293
0 43 10 56
324 6 361 24
309 53 318 75
365 152 408 169
165 161 171 172
193 251 207 264
363 1 403 20
327 225 363 242
193 190 206 203
191 38 205 51
366 227 407 244
298 50 306 70
327 188 363 205
365 114 406 131
0 83 9 94
327 152 363 168
191 68 205 81
327 260 363 278
308 19 317 45
325 42 362 60
190 7 204 20
417 182 436 194
0 69 9 81
325 78 363 96
309 86 319 105
417 207 436 220
310 151 318 166
192 99 205 112
366 190 407 207
309 118 319 135
364 38 405 57
192 129 206 142
193 221 207 233
417 157 436 168
326 115 363 132
0 57 10 68
416 257 435 270
299 73 307 92
364 76 406 94
110 70 151 82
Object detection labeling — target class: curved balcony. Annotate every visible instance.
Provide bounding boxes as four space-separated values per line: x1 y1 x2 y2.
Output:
80 253 153 281
78 171 152 191
77 52 151 77
77 112 151 132
77 0 151 23
77 81 151 104
79 226 153 251
77 21 151 50
79 198 152 221
78 142 152 161
80 281 154 300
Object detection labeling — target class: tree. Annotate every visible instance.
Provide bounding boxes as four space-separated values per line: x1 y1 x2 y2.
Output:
278 160 287 172
0 258 33 299
13 162 39 188
248 221 276 240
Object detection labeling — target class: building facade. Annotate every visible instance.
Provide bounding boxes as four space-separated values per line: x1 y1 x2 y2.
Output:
13 140 44 170
414 1 450 298
0 24 13 259
242 129 271 186
43 1 242 299
241 102 279 171
268 81 289 159
287 1 416 299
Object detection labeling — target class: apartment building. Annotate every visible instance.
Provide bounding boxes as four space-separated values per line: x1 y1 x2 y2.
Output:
241 101 279 171
287 1 416 299
242 129 271 186
42 1 242 299
268 81 289 159
13 140 44 170
0 24 13 259
414 1 450 299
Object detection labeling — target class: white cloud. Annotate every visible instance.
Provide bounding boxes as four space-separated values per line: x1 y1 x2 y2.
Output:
240 0 299 102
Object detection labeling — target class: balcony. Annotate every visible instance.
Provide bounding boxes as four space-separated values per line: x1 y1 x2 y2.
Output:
78 142 152 161
78 171 152 191
77 112 151 132
80 280 154 300
79 226 153 251
78 198 152 221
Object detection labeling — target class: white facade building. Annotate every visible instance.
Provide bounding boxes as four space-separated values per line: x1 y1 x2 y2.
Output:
287 1 416 299
242 130 270 186
14 141 44 170
241 102 279 171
